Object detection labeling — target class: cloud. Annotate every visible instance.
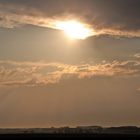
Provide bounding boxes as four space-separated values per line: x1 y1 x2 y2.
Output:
0 60 139 87
134 53 140 58
0 0 140 38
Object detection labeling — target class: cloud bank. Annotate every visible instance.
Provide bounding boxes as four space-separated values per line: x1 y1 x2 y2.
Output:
0 0 140 38
0 59 140 87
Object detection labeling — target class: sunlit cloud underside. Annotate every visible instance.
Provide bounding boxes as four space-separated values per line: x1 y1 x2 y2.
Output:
0 59 139 87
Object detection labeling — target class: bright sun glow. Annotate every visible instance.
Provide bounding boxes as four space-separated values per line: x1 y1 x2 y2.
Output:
56 20 93 39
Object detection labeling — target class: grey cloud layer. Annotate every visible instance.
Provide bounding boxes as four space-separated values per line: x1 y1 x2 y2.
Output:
0 60 140 87
0 0 140 37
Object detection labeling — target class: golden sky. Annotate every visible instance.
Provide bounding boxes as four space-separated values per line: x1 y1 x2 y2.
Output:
0 0 140 128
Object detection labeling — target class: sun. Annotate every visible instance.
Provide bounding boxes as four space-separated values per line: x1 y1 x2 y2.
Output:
56 20 93 39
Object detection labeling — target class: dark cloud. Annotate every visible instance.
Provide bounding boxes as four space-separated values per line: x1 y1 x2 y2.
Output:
0 0 140 38
0 0 140 34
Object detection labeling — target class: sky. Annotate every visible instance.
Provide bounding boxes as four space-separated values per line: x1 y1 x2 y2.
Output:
0 0 140 128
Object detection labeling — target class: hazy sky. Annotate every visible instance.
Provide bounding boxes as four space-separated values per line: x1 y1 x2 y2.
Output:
0 0 140 128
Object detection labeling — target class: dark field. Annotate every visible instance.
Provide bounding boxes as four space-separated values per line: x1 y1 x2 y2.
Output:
0 126 140 138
